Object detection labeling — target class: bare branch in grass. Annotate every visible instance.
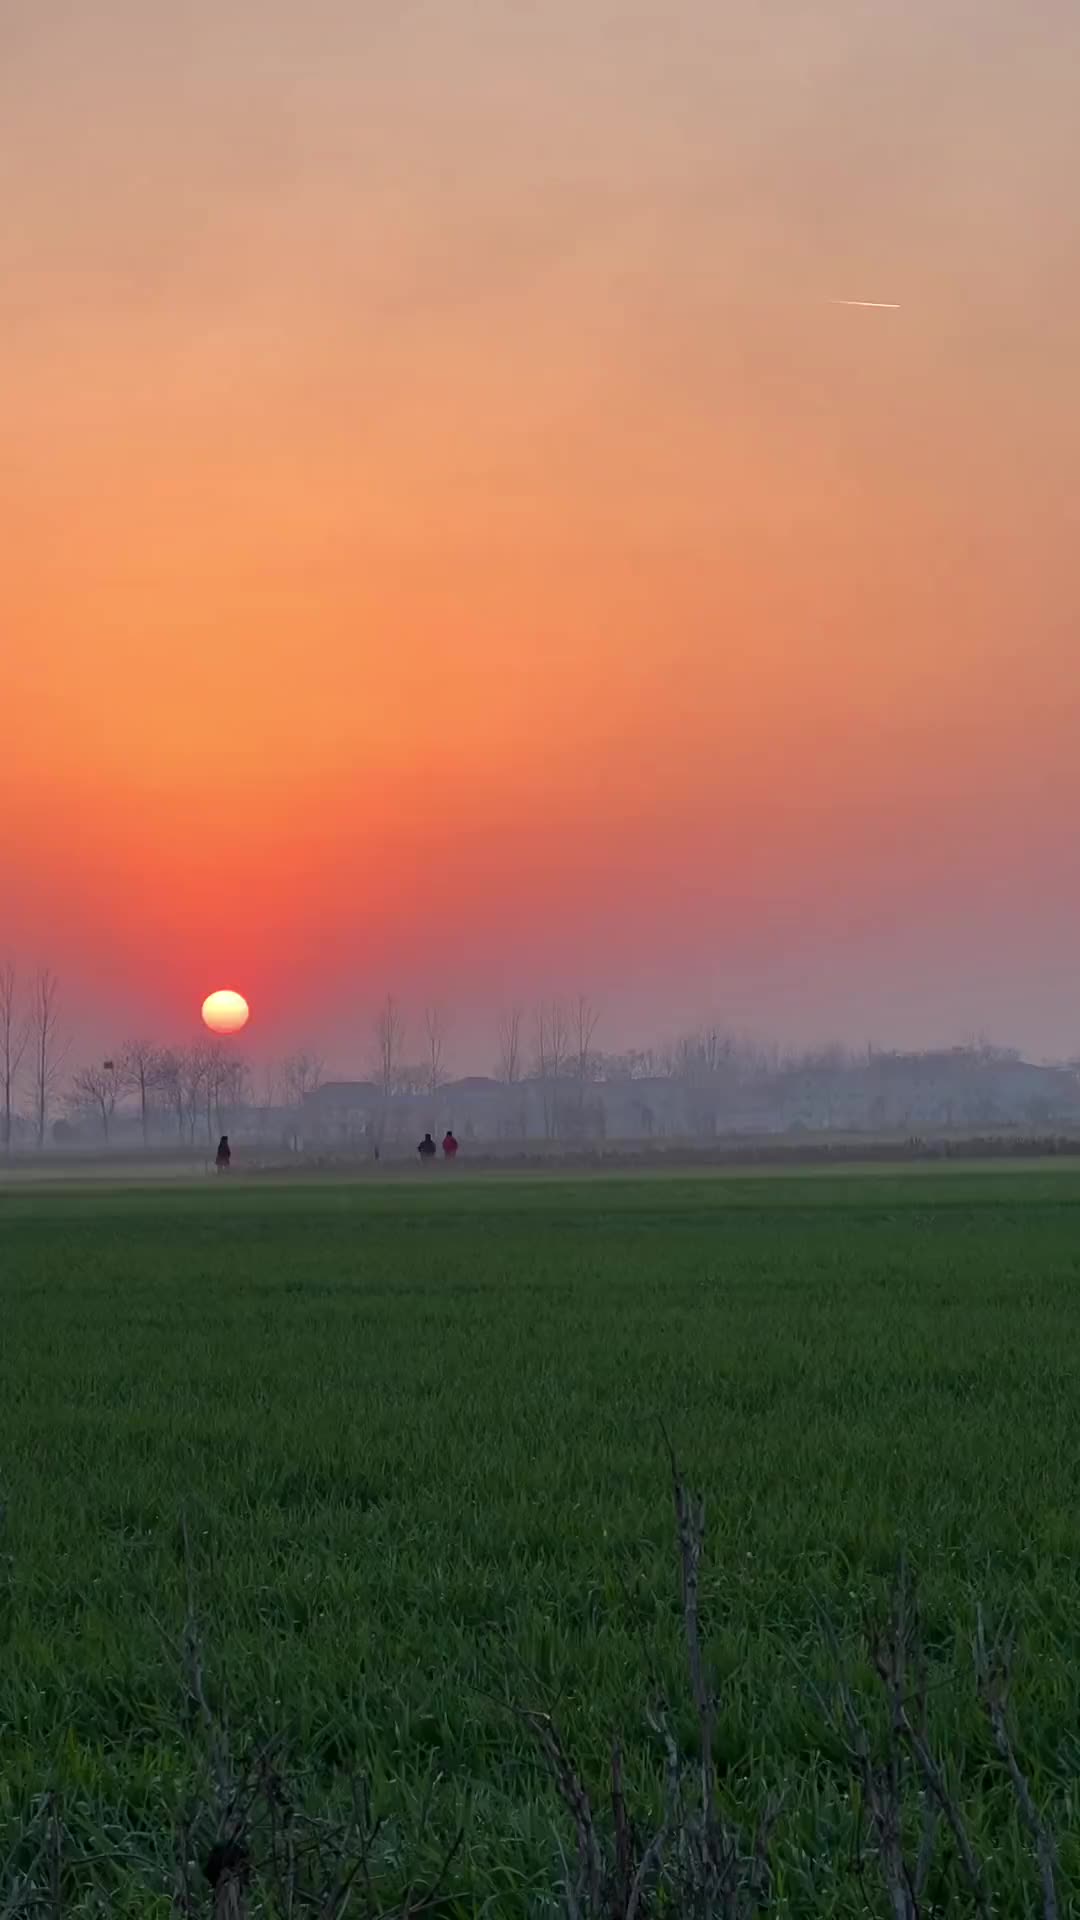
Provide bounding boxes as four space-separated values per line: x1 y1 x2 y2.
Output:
856 1566 989 1919
609 1740 633 1918
10 1461 1075 1919
45 1794 62 1919
206 1837 250 1919
625 1703 684 1920
976 1612 1059 1920
819 1604 916 1920
895 1690 990 1916
662 1428 715 1827
864 1579 920 1920
520 1448 781 1920
177 1513 234 1815
750 1794 784 1911
400 1823 466 1920
913 1796 940 1905
520 1709 602 1917
171 1816 199 1918
908 1596 941 1906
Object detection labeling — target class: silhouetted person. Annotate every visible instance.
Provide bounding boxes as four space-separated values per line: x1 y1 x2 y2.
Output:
418 1132 436 1162
442 1129 459 1161
215 1134 231 1173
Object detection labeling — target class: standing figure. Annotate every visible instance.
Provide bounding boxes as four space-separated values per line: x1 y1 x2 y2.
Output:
418 1132 437 1163
215 1134 231 1173
442 1129 459 1161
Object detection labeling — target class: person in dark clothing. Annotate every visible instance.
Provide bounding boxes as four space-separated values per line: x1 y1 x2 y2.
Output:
215 1135 231 1172
442 1130 459 1161
418 1132 437 1162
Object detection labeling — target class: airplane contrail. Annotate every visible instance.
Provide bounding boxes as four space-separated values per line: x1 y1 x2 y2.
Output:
830 299 901 309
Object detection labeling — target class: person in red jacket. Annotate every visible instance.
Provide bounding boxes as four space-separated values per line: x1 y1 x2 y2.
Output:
442 1129 459 1161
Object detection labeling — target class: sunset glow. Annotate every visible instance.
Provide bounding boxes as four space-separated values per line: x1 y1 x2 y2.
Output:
3 0 1079 1064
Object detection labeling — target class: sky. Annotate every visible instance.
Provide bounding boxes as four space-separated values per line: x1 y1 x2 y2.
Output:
2 0 1079 1073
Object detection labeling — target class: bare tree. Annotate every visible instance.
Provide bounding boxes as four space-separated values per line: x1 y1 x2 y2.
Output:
30 968 66 1148
206 1050 249 1141
532 998 569 1138
532 999 569 1079
120 1039 160 1146
165 1043 246 1148
255 1060 281 1145
373 995 405 1148
71 1060 121 1143
424 1005 449 1096
182 1052 212 1136
496 1006 523 1085
173 1046 210 1144
572 994 600 1095
671 1026 738 1083
282 1051 323 1106
281 1051 323 1149
601 1047 657 1081
200 1047 220 1145
154 1048 186 1139
0 959 29 1154
373 995 404 1100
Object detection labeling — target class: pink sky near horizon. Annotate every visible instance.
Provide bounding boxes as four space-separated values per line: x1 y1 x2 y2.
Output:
2 0 1079 1075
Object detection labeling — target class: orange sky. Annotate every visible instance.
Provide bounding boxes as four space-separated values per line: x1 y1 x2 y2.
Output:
3 0 1079 1067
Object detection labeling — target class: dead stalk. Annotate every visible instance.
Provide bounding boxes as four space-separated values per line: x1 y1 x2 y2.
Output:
976 1614 1059 1920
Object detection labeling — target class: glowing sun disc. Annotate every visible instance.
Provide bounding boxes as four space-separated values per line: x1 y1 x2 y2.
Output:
201 989 250 1035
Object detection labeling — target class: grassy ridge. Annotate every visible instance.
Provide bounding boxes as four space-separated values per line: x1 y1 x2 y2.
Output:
3 1170 1080 1909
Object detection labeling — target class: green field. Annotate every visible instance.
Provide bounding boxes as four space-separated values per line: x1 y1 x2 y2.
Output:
3 1169 1080 1912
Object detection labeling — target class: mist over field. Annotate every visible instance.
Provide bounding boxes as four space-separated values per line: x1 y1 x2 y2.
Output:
4 960 1080 1154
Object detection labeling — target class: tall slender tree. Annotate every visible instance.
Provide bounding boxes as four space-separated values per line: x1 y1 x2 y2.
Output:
424 1005 449 1096
282 1051 324 1107
71 1060 121 1143
120 1039 160 1146
531 999 569 1139
31 968 65 1148
496 1006 522 1085
0 959 28 1154
373 996 404 1097
572 994 600 1102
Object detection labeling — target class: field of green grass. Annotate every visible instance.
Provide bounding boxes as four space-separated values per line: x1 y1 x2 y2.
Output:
3 1169 1080 1913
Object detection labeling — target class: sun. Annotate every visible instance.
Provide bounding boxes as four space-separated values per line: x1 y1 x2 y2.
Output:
201 989 250 1035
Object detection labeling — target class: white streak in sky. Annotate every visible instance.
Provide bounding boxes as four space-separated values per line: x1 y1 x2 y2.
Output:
829 299 901 309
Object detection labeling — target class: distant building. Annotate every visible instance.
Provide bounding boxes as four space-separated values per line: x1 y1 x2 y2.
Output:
295 1053 1080 1154
301 1081 381 1149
